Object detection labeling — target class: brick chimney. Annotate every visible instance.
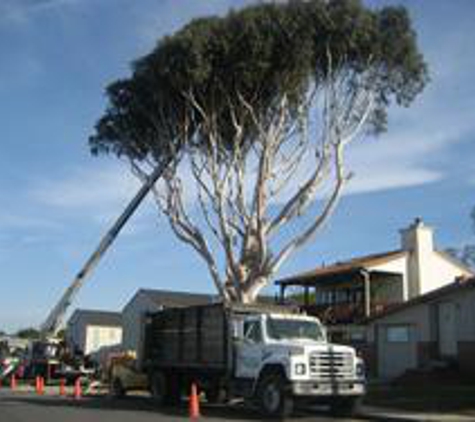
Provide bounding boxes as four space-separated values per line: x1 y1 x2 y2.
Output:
400 218 435 299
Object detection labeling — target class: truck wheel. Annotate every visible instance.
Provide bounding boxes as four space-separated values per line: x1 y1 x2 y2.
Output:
111 378 126 398
329 397 361 416
150 372 167 406
257 373 293 419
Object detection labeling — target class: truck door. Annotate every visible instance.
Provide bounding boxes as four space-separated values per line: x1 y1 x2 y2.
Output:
235 318 263 379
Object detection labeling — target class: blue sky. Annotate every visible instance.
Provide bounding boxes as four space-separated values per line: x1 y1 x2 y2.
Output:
0 0 474 333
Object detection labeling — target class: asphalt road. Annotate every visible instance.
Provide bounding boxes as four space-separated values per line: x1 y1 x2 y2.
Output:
0 390 368 422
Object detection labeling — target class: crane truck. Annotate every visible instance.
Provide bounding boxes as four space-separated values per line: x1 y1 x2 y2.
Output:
22 163 168 382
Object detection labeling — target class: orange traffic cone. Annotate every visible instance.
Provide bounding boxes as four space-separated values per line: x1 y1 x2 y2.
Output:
10 374 17 390
74 378 82 400
189 382 200 419
38 377 44 395
59 378 66 396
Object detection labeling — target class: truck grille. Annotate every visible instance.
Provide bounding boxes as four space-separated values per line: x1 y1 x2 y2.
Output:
309 350 354 380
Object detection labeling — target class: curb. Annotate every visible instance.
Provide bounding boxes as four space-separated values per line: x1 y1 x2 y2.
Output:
360 405 475 422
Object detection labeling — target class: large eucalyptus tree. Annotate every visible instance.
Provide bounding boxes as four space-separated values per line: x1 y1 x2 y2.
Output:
90 0 428 303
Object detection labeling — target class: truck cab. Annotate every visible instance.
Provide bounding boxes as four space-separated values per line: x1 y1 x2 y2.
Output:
22 338 62 381
233 312 365 416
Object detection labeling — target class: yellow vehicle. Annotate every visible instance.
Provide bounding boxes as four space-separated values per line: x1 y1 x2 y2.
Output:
105 351 148 397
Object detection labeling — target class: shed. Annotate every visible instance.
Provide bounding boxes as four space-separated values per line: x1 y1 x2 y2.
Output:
66 309 122 356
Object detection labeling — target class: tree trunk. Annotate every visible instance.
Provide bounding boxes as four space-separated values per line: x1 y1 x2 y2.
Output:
227 275 270 304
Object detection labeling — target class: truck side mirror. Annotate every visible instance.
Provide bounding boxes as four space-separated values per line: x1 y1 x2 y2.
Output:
322 326 328 341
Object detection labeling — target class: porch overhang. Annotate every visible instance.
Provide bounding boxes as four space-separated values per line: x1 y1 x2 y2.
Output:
276 267 399 289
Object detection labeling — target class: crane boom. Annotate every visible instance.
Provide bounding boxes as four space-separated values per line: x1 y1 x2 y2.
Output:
40 163 167 336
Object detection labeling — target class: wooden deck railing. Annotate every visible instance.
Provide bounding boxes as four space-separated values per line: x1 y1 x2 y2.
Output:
301 301 396 324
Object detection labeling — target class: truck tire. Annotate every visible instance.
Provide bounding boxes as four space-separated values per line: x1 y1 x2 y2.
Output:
111 377 126 398
256 372 293 419
329 396 361 416
150 372 167 406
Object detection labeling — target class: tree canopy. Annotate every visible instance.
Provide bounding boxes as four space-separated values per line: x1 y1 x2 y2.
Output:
90 0 428 162
90 0 428 302
15 327 40 340
447 206 475 269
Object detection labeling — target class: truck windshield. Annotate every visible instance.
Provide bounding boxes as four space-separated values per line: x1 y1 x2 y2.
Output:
266 318 325 342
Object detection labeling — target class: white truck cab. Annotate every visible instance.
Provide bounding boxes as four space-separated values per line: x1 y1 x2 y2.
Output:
234 312 365 416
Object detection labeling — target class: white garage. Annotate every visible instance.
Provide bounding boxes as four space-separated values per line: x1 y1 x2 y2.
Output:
366 276 475 380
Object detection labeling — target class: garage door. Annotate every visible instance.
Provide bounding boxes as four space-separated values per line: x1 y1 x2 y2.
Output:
378 324 417 379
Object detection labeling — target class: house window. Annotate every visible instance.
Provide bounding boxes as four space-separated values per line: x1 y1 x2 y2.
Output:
386 325 410 343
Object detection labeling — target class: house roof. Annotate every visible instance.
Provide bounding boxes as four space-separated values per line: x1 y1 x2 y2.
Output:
68 309 122 327
276 250 407 286
364 276 475 323
137 289 216 308
122 288 279 314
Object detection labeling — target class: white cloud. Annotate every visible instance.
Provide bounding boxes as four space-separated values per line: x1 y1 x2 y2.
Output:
32 163 139 210
346 166 441 195
28 161 162 237
0 0 80 24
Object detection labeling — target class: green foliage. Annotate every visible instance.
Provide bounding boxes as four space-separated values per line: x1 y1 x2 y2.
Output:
15 327 40 339
446 205 475 269
90 0 428 164
287 290 317 306
56 329 66 340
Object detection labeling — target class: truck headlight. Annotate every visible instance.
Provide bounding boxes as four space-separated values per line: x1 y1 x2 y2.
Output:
295 363 306 375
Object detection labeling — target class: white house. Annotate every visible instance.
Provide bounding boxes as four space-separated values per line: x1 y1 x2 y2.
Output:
66 309 122 356
277 218 473 339
382 218 471 300
365 277 475 379
121 289 215 365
